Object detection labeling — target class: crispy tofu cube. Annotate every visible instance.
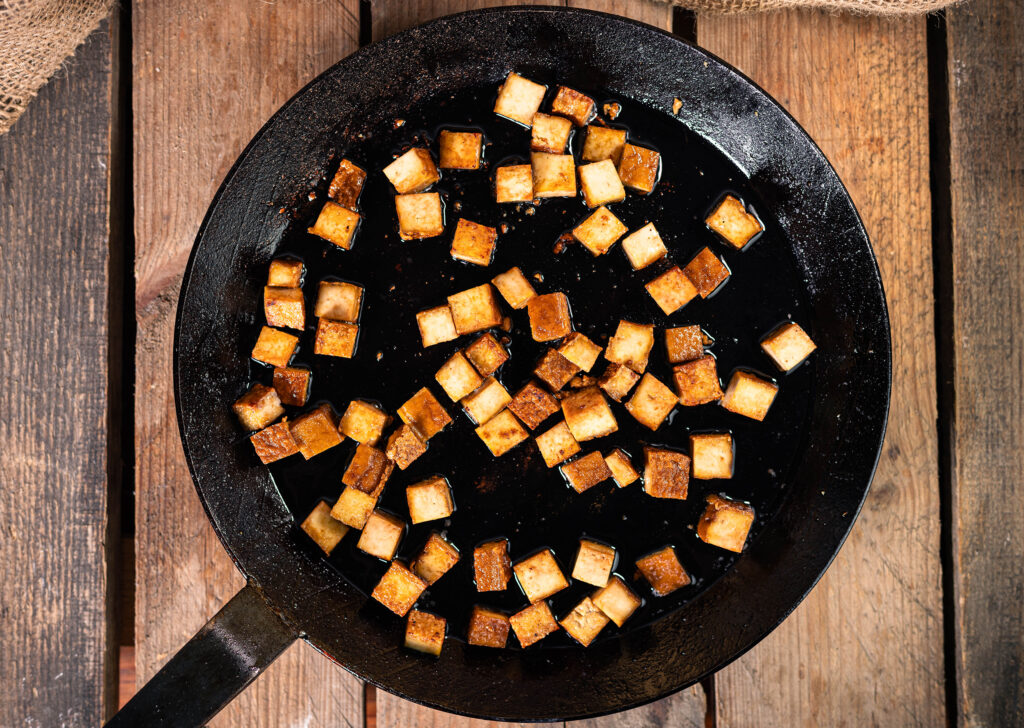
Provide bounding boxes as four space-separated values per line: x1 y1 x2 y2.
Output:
339 400 389 445
551 85 595 126
572 540 616 587
476 409 528 456
494 72 546 126
301 501 348 554
508 381 559 430
447 283 503 335
665 325 705 364
621 223 668 270
289 405 342 459
330 485 378 529
405 610 446 656
533 349 579 391
439 130 483 170
604 449 639 487
721 370 779 421
474 540 511 592
636 546 691 596
527 292 572 342
625 373 677 431
371 561 427 617
673 355 724 406
530 113 573 153
435 351 484 402
398 387 452 440
698 494 755 552
643 447 690 500
233 383 284 431
416 305 458 347
572 206 627 256
406 476 454 524
385 424 427 470
618 143 661 194
343 443 388 494
491 266 536 309
597 362 640 402
314 280 362 322
579 160 626 208
357 509 406 560
464 332 509 377
308 201 360 250
645 266 698 315
495 165 534 203
462 377 511 425
328 158 366 210
412 533 460 584
761 322 817 371
706 194 763 249
535 420 581 468
560 596 610 647
509 601 559 647
272 366 311 407
251 326 298 368
557 332 602 372
561 387 618 442
605 320 654 373
561 451 613 493
467 606 510 648
514 549 568 602
582 125 627 164
267 258 303 288
314 318 358 358
690 433 734 479
592 576 642 626
450 218 498 267
531 152 576 198
383 147 439 194
250 421 298 464
395 192 444 240
683 247 731 298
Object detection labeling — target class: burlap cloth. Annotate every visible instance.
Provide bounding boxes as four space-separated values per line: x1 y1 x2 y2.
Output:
1 0 955 136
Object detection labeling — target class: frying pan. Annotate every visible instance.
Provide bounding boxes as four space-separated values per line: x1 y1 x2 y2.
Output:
108 6 890 726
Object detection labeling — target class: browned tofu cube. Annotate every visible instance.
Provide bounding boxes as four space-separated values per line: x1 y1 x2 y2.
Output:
343 443 388 494
572 540 616 587
371 561 427 617
331 485 378 529
495 165 534 203
557 332 602 372
673 355 724 406
560 596 610 647
328 158 366 210
698 494 755 552
447 283 503 335
396 192 444 240
535 420 581 468
625 373 678 431
665 325 705 364
398 387 452 440
531 152 576 198
527 292 573 342
579 159 626 208
509 601 559 648
464 332 509 377
251 326 298 368
308 201 360 250
289 405 342 459
450 218 498 267
618 143 661 194
314 318 358 358
314 280 362 322
474 539 511 592
267 258 303 288
597 362 641 402
690 433 734 479
385 424 427 470
643 447 690 500
508 381 559 430
406 476 454 524
462 377 511 425
435 351 484 402
301 501 349 554
604 449 639 487
233 383 284 431
514 550 569 602
439 130 483 170
491 266 537 309
592 576 642 626
530 113 573 153
357 509 406 560
272 366 311 407
383 147 439 194
476 409 529 456
405 610 446 656
636 546 691 596
683 247 731 298
412 532 460 585
494 72 546 126
561 451 613 493
721 370 779 421
550 85 595 126
761 322 816 371
467 606 511 648
339 400 389 445
582 125 627 164
605 320 654 373
416 305 458 347
621 223 668 270
250 421 298 464
572 206 627 256
645 266 698 315
533 349 580 391
561 387 618 442
706 194 763 249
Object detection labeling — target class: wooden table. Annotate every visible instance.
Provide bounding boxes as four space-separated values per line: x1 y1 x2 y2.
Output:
0 0 1019 725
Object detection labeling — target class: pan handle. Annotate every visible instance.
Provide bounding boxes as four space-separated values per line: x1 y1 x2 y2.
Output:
105 582 297 727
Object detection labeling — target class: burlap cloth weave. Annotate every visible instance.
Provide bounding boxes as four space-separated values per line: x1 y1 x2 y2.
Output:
1 0 955 136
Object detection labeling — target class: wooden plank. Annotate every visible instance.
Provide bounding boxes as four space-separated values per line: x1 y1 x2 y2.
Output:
131 2 364 726
372 0 563 40
947 0 1024 723
697 13 944 727
0 19 117 726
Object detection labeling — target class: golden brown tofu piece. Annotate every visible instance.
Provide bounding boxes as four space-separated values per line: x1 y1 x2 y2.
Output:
474 540 511 592
514 549 569 603
438 130 483 170
342 443 388 494
665 325 705 364
406 476 454 524
405 610 446 656
250 421 298 464
673 355 724 406
645 266 698 316
618 143 661 194
267 258 303 288
357 509 406 560
385 424 427 470
301 501 349 554
462 377 512 425
476 409 529 456
706 194 763 249
531 152 577 198
581 125 626 164
760 322 816 371
495 164 534 203
464 332 509 377
592 576 642 626
636 546 691 596
467 606 511 648
509 601 559 647
398 387 452 440
371 561 427 617
491 266 537 309
416 305 458 347
643 447 690 500
447 283 503 335
331 485 378 529
604 448 639 487
339 400 389 445
721 370 779 421
557 332 602 372
308 201 360 250
561 386 618 442
251 326 299 368
535 420 581 468
264 286 305 330
435 351 484 402
383 147 439 194
690 432 734 480
233 383 284 431
598 362 641 402
412 533 460 585
314 280 362 322
533 349 580 391
550 85 595 126
683 247 731 298
451 218 498 267
579 159 626 208
289 405 342 459
621 222 668 270
560 596 610 647
328 158 366 210
605 320 654 373
508 381 559 430
527 292 573 342
698 494 755 552
396 192 444 240
494 72 546 126
625 373 678 431
572 206 627 256
314 318 358 358
572 540 616 587
561 451 613 493
272 367 311 407
531 113 573 153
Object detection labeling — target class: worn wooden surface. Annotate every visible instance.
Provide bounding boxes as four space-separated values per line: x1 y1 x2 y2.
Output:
947 0 1024 724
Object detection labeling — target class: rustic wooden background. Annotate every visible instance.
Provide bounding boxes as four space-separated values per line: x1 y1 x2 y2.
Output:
0 0 1020 725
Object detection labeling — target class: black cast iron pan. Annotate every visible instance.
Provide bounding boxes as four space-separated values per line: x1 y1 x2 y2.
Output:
108 7 890 725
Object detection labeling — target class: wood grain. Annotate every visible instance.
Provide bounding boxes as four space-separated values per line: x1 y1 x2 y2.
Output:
698 13 944 727
0 20 117 727
131 2 364 726
947 0 1024 723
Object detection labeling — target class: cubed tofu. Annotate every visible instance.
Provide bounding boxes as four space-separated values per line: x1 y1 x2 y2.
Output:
643 447 690 500
357 509 406 560
467 606 511 648
314 318 358 358
527 292 572 342
698 494 755 552
706 194 763 249
690 433 734 479
557 332 602 372
462 377 512 425
272 367 311 407
535 420 581 468
385 424 427 470
618 143 661 194
412 533 460 584
597 362 641 402
398 387 452 440
514 550 570 601
533 349 580 391
476 409 529 456
371 561 427 617
605 320 654 373
604 449 639 487
464 332 509 377
451 218 498 267
447 283 503 335
581 125 627 164
572 540 616 587
495 165 534 203
560 596 610 647
405 610 446 656
550 85 595 126
645 266 698 315
250 421 299 464
474 540 511 592
395 192 444 240
342 443 388 494
301 501 349 555
439 130 483 170
531 152 576 198
665 325 705 364
561 451 613 493
579 159 626 208
572 206 627 256
328 158 366 210
636 546 691 596
383 147 439 194
314 280 362 322
267 258 303 288
683 247 731 298
416 305 458 347
561 387 618 442
761 322 817 371
509 601 559 648
233 383 284 431
491 266 537 309
530 113 573 153
721 370 779 421
289 404 342 459
331 485 378 529
625 373 678 431
494 72 546 126
592 576 642 626
673 355 724 406
508 381 559 430
435 352 484 402
339 400 389 445
308 201 360 250
251 326 298 368
406 476 454 524
621 223 668 270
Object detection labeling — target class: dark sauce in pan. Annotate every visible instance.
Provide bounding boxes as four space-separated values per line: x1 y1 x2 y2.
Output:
246 81 816 650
